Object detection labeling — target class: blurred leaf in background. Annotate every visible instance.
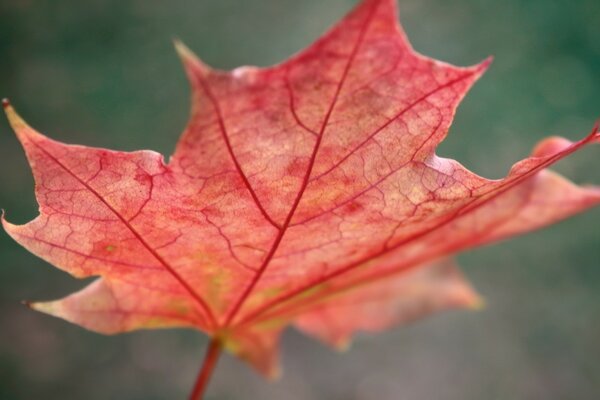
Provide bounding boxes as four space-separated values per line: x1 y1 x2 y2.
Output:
0 0 598 399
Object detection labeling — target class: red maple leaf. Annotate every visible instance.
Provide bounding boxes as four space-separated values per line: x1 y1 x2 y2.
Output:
3 0 599 398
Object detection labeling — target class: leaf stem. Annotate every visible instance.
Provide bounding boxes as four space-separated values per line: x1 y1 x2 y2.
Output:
189 337 222 400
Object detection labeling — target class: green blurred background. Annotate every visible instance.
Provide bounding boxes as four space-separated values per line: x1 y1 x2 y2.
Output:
1 0 599 399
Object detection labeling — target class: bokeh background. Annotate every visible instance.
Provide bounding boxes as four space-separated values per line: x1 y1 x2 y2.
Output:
1 0 599 399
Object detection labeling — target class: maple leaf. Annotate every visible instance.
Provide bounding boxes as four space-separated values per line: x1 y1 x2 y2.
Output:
3 0 600 397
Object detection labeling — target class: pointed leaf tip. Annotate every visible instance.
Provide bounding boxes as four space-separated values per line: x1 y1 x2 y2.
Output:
173 39 213 75
173 38 194 60
468 296 486 311
334 338 351 352
593 119 600 137
480 55 494 70
470 56 493 78
2 102 39 142
266 365 282 382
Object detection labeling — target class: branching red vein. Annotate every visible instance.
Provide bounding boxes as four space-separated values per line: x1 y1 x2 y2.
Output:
14 233 162 271
308 67 485 184
28 139 218 329
221 0 381 327
195 75 283 231
235 129 599 327
291 100 451 227
284 73 319 137
242 186 536 325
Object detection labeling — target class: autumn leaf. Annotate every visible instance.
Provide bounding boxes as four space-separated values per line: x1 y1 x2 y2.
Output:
3 0 599 397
